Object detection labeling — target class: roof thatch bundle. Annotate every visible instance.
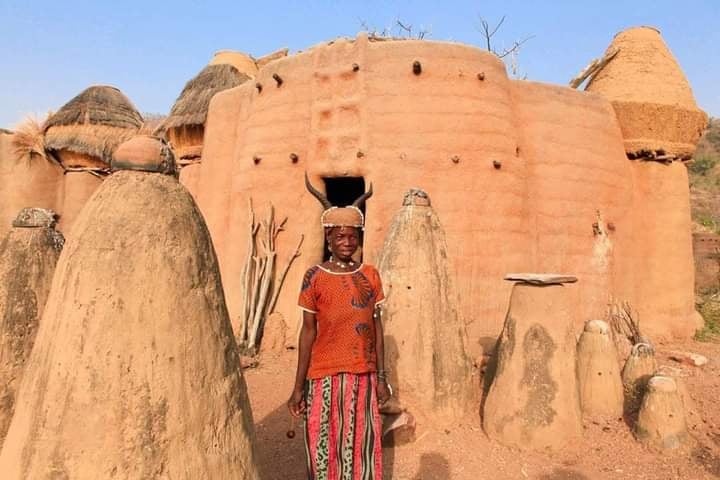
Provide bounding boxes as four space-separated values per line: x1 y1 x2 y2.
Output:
44 86 143 165
157 64 251 133
11 117 47 160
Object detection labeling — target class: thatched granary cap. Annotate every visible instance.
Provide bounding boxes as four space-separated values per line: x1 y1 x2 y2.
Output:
111 135 176 174
156 64 251 133
44 85 143 166
12 208 58 228
586 26 707 158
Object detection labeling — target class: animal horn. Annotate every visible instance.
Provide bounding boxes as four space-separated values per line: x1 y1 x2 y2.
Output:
305 172 332 210
352 182 373 207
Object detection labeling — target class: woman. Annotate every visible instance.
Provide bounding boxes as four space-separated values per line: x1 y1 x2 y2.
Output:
288 175 390 479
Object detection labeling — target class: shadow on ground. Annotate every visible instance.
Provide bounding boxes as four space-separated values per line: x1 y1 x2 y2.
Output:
537 468 589 480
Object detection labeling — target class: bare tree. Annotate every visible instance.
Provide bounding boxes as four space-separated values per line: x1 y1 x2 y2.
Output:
477 15 533 59
395 19 431 40
359 18 431 40
477 15 533 79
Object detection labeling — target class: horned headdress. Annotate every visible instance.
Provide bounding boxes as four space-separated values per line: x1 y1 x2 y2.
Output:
305 173 373 229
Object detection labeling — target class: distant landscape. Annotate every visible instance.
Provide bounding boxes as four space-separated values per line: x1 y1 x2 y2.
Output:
690 118 720 232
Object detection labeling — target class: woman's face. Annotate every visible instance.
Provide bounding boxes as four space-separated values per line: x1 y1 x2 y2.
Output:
327 227 359 260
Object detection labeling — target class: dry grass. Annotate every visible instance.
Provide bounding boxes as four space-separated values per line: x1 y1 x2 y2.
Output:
157 64 250 133
45 86 142 130
139 113 167 135
608 300 643 346
45 124 137 164
11 115 49 161
44 86 142 163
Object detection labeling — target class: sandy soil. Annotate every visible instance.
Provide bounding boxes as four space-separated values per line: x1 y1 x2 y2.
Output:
246 339 720 479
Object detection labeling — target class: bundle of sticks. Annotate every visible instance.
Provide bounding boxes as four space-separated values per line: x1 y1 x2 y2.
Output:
237 199 303 354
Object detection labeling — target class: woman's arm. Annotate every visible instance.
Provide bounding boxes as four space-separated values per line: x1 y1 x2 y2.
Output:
374 305 391 405
287 310 317 417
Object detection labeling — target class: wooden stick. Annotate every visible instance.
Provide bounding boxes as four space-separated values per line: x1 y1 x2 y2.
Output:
269 234 304 314
248 255 264 341
239 199 257 344
569 48 619 89
249 205 279 348
249 251 275 348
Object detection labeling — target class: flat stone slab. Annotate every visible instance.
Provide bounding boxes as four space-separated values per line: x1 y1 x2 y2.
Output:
504 273 578 285
12 208 58 228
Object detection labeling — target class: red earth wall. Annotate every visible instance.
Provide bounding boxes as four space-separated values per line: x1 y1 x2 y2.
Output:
0 132 63 236
190 34 700 352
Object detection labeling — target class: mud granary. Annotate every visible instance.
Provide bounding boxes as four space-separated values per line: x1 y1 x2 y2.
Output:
0 27 707 357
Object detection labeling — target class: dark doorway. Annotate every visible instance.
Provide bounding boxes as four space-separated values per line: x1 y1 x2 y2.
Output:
322 176 366 261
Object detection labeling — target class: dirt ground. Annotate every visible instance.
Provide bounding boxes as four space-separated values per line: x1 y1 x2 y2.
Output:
246 339 720 479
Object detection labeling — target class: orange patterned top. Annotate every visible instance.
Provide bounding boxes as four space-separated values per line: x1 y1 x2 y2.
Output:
298 264 385 379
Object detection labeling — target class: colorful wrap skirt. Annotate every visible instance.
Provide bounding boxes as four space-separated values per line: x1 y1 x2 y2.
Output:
304 372 382 480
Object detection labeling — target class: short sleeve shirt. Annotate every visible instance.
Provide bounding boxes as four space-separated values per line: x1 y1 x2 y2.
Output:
298 264 385 379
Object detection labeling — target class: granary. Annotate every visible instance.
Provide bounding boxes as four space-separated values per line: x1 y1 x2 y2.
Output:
157 49 287 194
43 85 143 231
0 136 258 479
187 27 706 356
0 208 63 448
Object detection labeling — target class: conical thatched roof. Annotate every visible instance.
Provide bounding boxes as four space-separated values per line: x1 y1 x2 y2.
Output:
157 64 251 133
44 85 143 164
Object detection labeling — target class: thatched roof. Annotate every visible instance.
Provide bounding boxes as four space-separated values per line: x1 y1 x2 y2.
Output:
157 64 251 132
44 85 143 163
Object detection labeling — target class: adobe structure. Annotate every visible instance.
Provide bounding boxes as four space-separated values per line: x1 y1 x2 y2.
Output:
0 86 143 236
0 136 258 479
0 27 708 355
157 49 288 195
187 27 706 354
0 129 62 237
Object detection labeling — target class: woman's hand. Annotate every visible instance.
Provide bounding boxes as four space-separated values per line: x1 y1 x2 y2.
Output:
287 388 306 418
377 380 391 406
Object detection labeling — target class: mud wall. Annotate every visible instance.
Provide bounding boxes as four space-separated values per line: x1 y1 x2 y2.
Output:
0 132 63 236
56 172 103 234
194 34 699 352
512 82 635 329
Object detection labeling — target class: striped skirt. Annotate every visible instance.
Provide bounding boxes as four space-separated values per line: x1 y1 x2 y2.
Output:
304 372 382 480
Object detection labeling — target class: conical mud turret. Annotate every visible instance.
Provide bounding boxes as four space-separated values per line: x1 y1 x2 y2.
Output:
586 26 707 159
0 137 258 479
377 189 475 419
0 208 63 447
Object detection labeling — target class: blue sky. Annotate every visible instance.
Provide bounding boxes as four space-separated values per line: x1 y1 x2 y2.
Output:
1 0 717 128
